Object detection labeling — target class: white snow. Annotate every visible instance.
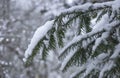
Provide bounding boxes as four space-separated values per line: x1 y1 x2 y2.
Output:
97 53 109 60
59 2 92 16
60 48 77 71
70 65 86 78
82 53 109 78
15 0 33 11
112 0 120 12
54 1 114 17
92 14 109 52
67 0 74 5
60 20 118 57
93 1 113 9
91 18 97 27
92 32 109 52
99 61 114 78
22 1 120 64
70 53 109 78
0 37 4 42
48 2 92 16
23 20 54 62
110 43 120 59
0 60 12 66
49 71 62 78
23 1 120 78
116 28 120 42
59 20 119 56
93 14 109 30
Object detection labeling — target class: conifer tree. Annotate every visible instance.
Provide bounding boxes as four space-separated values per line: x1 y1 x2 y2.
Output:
24 0 120 78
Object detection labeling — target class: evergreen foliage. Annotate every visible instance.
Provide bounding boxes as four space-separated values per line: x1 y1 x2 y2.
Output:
24 0 120 78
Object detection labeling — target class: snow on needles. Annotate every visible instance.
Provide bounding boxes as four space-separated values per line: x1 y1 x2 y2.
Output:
112 0 120 12
23 20 54 62
99 61 114 78
60 48 77 71
92 14 109 52
110 43 120 59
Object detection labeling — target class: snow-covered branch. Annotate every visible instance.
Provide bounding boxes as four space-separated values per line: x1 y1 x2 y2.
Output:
23 20 54 62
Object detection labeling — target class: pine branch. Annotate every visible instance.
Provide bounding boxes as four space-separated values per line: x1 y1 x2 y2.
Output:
24 1 120 78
